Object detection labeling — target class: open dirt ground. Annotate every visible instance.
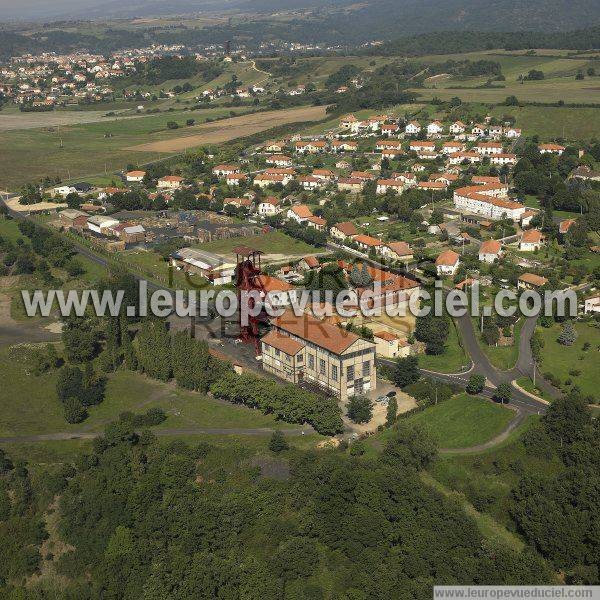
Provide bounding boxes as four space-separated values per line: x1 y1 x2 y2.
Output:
125 105 328 153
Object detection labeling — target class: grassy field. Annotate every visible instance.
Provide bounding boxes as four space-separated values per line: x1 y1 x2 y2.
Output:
536 322 600 399
0 345 306 438
196 231 319 258
0 215 25 243
515 376 553 402
406 393 514 449
489 105 600 141
414 50 600 108
418 318 470 373
481 318 523 371
427 414 564 528
0 105 255 189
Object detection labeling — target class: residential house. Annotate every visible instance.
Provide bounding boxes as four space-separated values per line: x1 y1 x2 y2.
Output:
157 175 183 190
257 274 298 309
490 153 517 166
331 140 358 153
405 121 421 135
449 121 466 135
353 234 383 253
298 256 320 271
584 294 600 314
518 273 548 290
539 143 565 155
226 173 247 186
435 250 460 276
266 154 293 167
330 221 359 241
257 197 281 216
212 164 240 177
287 204 313 224
125 170 145 182
476 142 504 155
519 229 544 251
427 120 444 137
337 178 364 193
379 241 413 263
478 239 503 263
373 331 410 359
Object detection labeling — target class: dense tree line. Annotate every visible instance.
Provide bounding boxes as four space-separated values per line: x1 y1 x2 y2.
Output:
511 392 600 583
0 412 553 597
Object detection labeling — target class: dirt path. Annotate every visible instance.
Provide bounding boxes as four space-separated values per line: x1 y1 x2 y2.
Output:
126 105 328 153
0 427 311 444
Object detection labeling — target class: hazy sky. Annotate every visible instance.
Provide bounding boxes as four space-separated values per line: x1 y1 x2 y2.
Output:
1 0 95 20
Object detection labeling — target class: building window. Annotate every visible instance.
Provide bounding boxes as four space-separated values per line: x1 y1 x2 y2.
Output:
332 365 338 381
275 348 280 357
319 359 325 375
363 362 370 376
308 354 314 370
347 365 354 381
297 354 303 363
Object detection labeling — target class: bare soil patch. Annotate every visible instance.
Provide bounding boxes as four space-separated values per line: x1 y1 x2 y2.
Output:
126 105 328 153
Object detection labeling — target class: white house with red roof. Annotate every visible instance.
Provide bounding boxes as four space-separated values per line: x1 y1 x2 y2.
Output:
519 229 545 251
405 121 421 135
435 250 460 276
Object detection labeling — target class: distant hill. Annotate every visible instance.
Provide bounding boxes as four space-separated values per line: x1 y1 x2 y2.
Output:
241 0 600 35
4 0 600 36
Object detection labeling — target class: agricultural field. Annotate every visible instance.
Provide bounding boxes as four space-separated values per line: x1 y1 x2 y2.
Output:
0 105 256 189
411 50 600 107
489 105 600 140
125 105 328 153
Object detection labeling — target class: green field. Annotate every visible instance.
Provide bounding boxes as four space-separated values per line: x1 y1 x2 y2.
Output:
0 345 304 438
427 414 564 528
0 105 253 189
418 319 470 374
414 50 600 108
536 322 600 399
196 231 319 257
406 393 514 449
490 105 600 140
481 318 523 371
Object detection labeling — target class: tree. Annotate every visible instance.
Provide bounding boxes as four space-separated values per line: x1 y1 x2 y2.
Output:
466 373 486 394
271 537 319 581
347 396 373 424
382 422 437 470
557 321 577 346
56 366 84 402
269 430 289 453
63 397 87 424
495 382 512 404
393 355 420 388
386 396 398 427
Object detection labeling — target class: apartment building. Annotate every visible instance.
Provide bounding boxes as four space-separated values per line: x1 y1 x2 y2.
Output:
261 310 377 400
